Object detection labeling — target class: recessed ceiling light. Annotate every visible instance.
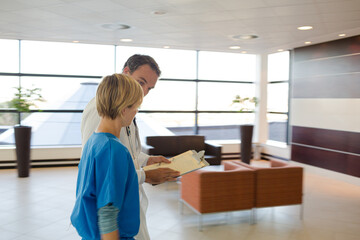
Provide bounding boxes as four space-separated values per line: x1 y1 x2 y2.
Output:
297 26 313 30
72 40 79 43
277 49 283 52
241 51 247 54
163 46 170 49
305 41 312 44
338 33 346 37
120 38 133 42
232 34 258 40
229 46 241 50
101 23 130 30
151 10 167 15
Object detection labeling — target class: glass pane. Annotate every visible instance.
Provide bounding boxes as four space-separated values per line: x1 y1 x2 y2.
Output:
267 82 289 112
198 82 255 111
140 112 195 129
0 112 82 146
0 113 16 146
0 113 18 133
0 39 19 73
140 81 196 111
0 76 18 107
198 113 255 140
20 77 100 110
198 51 256 81
116 46 197 79
21 41 115 76
268 51 289 82
267 113 288 143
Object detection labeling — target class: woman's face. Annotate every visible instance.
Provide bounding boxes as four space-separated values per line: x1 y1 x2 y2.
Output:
121 105 138 126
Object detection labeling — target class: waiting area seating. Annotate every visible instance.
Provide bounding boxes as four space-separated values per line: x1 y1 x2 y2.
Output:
146 135 222 165
230 159 303 215
180 159 303 230
180 161 255 230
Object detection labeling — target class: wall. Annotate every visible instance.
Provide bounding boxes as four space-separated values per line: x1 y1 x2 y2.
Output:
290 35 360 178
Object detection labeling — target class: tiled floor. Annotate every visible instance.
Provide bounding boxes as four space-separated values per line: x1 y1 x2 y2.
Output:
0 163 360 240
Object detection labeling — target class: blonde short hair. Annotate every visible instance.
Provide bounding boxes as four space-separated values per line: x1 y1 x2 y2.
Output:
96 73 143 120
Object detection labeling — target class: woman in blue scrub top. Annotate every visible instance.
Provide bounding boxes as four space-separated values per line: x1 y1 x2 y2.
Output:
71 73 144 240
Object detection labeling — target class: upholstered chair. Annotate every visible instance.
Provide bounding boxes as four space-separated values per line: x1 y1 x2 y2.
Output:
180 161 255 230
229 159 303 222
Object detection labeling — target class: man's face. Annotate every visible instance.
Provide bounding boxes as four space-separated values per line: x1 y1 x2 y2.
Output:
123 64 159 96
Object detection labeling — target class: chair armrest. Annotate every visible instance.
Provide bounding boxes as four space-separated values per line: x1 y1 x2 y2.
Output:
205 141 222 155
270 159 288 167
205 141 222 165
180 170 203 211
223 160 250 171
226 160 255 169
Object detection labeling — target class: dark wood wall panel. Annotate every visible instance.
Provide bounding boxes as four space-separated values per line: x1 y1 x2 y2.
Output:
292 72 360 98
291 145 360 178
292 126 360 155
291 35 360 177
293 54 360 78
294 36 360 62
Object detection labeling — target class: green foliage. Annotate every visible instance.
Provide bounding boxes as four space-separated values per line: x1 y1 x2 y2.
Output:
9 87 45 112
232 95 258 112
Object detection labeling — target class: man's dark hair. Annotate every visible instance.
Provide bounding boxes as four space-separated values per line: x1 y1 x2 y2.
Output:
123 54 161 77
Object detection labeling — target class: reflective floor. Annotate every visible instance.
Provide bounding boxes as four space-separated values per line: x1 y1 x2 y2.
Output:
0 163 359 240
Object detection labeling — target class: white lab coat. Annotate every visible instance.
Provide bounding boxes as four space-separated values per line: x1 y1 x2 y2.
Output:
81 97 150 240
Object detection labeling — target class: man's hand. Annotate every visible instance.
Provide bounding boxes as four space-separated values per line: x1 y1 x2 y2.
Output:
147 155 171 165
144 168 180 185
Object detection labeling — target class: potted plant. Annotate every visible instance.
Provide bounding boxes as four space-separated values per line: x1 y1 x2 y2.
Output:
232 95 258 164
232 95 258 112
9 86 44 177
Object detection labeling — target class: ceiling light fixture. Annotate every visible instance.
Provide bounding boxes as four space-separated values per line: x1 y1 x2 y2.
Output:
120 38 133 42
229 46 241 50
338 33 346 37
163 46 170 49
72 40 80 43
241 51 247 54
151 10 167 15
305 41 311 44
277 49 283 52
297 26 313 30
101 23 131 30
232 34 258 40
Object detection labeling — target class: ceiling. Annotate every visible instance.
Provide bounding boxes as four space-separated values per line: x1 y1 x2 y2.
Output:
0 0 359 54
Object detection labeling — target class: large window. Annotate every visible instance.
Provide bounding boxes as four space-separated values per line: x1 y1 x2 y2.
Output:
196 52 256 139
197 82 255 111
0 39 258 146
0 39 19 73
0 39 20 132
198 51 256 81
21 41 115 75
267 51 290 143
116 46 197 79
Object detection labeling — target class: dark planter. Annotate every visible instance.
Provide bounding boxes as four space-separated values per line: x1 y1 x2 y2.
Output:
14 126 32 178
240 124 253 164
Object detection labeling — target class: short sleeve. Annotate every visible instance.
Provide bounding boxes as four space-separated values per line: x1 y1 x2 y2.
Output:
95 140 130 210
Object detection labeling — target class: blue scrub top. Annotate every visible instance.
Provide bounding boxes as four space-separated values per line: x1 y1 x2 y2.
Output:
71 132 140 240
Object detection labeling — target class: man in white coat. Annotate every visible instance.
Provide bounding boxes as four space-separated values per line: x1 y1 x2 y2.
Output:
81 54 180 240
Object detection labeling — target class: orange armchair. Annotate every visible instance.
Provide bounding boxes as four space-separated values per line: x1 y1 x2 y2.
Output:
180 161 255 230
229 159 303 222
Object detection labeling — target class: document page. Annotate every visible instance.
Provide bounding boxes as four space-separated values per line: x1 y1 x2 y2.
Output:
143 150 209 175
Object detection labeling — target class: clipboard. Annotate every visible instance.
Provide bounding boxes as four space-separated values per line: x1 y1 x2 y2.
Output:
143 150 209 176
